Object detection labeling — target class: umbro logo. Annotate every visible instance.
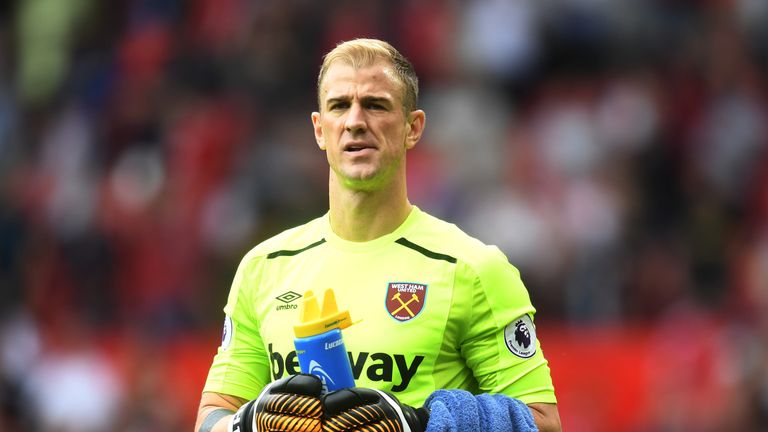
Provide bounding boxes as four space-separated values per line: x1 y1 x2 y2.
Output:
276 291 301 303
275 291 301 311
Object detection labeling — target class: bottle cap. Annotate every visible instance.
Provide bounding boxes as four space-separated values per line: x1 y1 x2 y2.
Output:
294 288 353 338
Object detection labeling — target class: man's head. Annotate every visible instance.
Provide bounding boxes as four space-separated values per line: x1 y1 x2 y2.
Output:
311 39 426 192
317 39 419 115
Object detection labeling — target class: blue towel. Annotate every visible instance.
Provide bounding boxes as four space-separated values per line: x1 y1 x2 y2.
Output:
424 389 537 432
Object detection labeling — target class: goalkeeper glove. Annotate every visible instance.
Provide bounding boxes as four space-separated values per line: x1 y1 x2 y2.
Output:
229 374 324 432
322 387 429 432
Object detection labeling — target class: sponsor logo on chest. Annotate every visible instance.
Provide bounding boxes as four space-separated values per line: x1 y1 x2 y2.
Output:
269 343 424 392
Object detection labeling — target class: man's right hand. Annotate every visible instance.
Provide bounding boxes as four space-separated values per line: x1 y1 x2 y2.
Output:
229 374 324 432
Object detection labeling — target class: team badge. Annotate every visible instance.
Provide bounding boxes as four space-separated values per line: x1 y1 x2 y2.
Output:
386 282 427 322
504 314 537 358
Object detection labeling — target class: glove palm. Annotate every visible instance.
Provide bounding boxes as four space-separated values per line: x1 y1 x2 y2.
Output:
230 375 428 432
231 375 323 432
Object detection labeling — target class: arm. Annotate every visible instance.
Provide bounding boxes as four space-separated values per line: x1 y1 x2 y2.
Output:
456 251 560 430
199 253 273 431
195 376 325 432
528 402 562 432
194 392 247 432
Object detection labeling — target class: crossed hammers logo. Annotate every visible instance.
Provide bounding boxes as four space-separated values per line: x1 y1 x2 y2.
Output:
390 291 420 317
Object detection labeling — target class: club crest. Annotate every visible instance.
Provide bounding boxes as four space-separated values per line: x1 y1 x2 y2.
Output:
386 282 427 322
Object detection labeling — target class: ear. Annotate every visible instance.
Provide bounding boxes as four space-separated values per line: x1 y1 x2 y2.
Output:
311 112 325 150
404 110 426 150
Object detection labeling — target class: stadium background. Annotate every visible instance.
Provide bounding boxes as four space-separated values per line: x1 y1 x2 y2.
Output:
1 0 767 430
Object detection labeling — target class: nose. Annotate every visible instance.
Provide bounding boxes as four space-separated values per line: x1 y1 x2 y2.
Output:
344 103 367 134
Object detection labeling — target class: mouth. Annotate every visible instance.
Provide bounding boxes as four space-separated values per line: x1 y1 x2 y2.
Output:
343 143 377 153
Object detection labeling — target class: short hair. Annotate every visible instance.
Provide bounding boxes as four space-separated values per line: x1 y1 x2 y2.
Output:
317 38 419 114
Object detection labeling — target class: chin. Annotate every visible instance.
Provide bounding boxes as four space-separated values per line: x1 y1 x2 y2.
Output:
338 171 385 191
340 166 379 182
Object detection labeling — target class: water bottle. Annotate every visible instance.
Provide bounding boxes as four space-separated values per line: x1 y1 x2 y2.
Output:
293 288 356 393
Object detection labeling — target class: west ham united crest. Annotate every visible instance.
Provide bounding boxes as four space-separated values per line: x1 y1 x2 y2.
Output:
386 282 427 322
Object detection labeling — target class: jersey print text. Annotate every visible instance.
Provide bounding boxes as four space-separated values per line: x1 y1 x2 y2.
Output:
269 343 424 392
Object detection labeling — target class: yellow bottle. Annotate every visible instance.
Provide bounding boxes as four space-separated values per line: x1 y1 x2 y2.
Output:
293 289 355 392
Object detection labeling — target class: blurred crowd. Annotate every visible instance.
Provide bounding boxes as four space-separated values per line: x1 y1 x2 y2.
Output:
0 0 767 430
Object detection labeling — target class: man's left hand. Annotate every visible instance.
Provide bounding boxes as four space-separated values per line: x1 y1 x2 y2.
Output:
322 387 429 432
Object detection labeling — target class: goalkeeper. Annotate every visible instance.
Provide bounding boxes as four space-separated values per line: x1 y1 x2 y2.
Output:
195 38 561 432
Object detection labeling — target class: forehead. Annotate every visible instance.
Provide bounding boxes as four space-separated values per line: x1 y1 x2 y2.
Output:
320 60 404 101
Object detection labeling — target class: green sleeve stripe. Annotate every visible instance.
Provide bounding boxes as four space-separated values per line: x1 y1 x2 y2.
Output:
395 238 457 263
266 239 326 259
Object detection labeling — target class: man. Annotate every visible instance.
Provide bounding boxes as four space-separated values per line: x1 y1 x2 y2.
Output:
195 38 561 432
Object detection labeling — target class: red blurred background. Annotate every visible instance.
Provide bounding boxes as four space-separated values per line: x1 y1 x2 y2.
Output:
0 0 767 430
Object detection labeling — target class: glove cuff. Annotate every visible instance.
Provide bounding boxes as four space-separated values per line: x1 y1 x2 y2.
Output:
410 406 430 432
399 404 429 432
372 389 428 432
229 399 256 432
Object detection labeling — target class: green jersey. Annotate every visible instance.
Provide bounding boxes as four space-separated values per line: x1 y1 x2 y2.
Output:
203 206 556 406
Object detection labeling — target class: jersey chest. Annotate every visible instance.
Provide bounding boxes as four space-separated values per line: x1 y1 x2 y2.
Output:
251 245 457 397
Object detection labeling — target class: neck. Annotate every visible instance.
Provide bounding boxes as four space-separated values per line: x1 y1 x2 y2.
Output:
328 172 412 242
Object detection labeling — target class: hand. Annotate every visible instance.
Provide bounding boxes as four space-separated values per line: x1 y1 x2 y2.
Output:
322 387 429 432
230 374 324 432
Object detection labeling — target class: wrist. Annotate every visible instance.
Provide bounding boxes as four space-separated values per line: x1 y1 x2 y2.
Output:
198 408 236 432
229 399 256 432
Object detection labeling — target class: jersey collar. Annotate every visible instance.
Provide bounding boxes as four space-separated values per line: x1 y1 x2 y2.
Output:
323 206 422 252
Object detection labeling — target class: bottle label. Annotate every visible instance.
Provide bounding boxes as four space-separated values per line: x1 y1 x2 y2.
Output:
308 360 336 393
324 338 344 350
295 330 355 392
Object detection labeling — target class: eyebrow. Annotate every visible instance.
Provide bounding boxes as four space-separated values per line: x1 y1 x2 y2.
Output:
324 95 393 107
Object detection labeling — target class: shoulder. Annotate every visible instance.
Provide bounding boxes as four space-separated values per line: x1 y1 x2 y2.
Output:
223 215 327 316
406 209 516 277
407 209 534 315
239 215 328 265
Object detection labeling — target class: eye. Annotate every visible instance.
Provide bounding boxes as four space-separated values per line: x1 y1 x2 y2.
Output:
329 101 349 111
367 102 387 111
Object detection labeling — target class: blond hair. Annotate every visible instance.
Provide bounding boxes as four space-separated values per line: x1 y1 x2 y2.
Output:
317 38 419 114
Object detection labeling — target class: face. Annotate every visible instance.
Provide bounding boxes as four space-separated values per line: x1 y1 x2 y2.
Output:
311 60 425 191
